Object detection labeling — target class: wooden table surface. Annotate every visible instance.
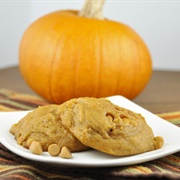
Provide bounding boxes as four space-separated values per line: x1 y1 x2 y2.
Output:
0 66 180 113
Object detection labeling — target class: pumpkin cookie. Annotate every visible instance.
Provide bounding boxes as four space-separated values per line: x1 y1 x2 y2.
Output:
59 97 164 156
10 105 89 152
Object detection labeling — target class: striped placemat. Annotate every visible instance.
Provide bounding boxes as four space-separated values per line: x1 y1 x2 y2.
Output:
0 89 179 180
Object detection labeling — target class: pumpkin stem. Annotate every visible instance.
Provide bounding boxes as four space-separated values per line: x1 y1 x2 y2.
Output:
79 0 105 20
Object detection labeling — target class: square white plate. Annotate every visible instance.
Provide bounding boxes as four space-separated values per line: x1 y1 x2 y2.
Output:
0 95 179 167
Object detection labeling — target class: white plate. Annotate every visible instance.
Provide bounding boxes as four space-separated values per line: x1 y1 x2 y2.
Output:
0 95 180 167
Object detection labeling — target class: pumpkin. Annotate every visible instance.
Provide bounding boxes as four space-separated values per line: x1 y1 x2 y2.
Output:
19 0 152 104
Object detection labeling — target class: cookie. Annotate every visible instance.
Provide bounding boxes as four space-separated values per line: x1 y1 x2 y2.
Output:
59 97 163 156
10 104 89 152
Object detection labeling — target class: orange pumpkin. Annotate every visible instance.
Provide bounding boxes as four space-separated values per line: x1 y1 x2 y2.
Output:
19 0 152 104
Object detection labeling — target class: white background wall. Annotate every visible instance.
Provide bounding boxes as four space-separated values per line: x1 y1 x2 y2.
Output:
0 0 180 70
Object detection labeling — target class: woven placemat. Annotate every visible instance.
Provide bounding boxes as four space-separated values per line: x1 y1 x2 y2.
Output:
0 89 179 180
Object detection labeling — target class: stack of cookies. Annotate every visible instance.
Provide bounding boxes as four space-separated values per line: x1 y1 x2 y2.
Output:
10 97 164 156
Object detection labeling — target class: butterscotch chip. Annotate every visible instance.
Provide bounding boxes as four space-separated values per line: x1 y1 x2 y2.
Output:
29 141 42 155
154 136 164 149
10 105 89 152
59 97 164 156
48 144 60 156
59 146 72 159
26 138 35 147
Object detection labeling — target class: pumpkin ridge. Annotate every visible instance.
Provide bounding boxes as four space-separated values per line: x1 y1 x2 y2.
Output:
94 28 101 98
71 20 104 99
50 18 75 103
107 21 121 96
49 41 60 103
73 40 80 99
126 36 140 98
126 29 152 99
43 14 70 102
43 13 76 102
19 13 64 102
50 15 83 102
